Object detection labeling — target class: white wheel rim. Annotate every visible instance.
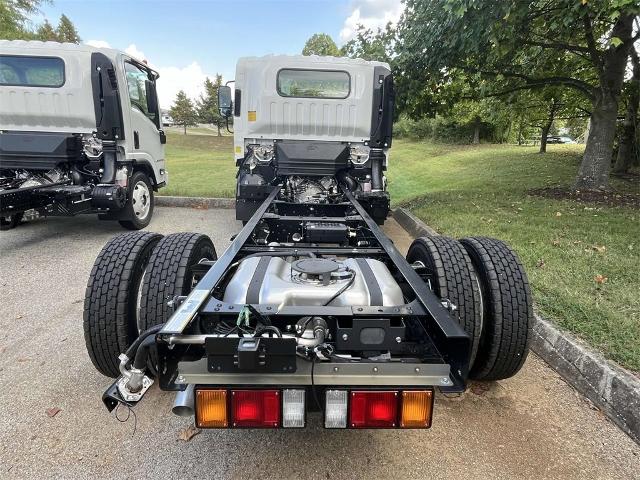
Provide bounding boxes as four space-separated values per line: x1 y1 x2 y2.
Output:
132 180 151 220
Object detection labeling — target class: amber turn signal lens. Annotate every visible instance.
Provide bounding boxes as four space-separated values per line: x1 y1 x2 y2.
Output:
400 390 433 428
195 389 228 428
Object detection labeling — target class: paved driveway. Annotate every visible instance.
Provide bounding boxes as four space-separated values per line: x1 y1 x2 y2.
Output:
0 207 638 479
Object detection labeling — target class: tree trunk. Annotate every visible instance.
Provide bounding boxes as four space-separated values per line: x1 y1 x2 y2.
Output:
575 14 634 190
539 125 550 153
217 122 221 136
540 98 559 153
183 124 187 135
576 92 619 189
472 116 480 144
613 49 639 174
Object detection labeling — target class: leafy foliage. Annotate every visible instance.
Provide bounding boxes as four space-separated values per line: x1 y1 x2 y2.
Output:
302 33 340 56
340 23 396 63
0 1 81 43
397 0 640 188
197 75 226 136
169 90 198 134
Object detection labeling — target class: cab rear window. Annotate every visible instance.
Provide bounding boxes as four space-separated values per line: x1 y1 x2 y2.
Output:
0 55 65 87
277 69 350 99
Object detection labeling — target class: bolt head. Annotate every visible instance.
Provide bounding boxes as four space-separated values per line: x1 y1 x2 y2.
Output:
395 336 402 343
373 367 378 373
342 334 348 341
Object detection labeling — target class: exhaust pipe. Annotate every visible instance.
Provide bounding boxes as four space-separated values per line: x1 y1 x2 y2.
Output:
172 384 195 417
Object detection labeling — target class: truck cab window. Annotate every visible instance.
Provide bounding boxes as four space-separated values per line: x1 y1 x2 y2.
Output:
0 55 64 87
277 69 350 99
125 62 156 123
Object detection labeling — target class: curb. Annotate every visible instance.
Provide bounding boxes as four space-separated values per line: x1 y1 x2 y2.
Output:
156 196 235 209
392 207 438 237
392 207 640 444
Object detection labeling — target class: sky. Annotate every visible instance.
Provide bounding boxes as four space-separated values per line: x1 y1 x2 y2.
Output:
34 0 404 108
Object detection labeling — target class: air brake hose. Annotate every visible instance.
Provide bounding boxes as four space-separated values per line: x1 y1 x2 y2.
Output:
132 334 157 370
124 323 165 361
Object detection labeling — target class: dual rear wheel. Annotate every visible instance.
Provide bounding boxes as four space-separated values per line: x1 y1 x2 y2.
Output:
407 235 532 381
83 231 217 377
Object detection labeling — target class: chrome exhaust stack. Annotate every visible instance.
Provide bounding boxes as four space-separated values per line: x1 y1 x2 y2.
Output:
172 384 195 417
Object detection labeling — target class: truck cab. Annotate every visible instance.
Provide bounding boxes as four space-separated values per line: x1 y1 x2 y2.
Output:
0 40 167 229
222 55 394 224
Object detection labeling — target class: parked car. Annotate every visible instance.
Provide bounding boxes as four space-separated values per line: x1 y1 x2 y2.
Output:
162 114 174 127
546 135 576 144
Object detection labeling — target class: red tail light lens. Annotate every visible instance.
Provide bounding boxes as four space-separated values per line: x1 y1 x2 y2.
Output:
349 391 398 428
231 390 280 428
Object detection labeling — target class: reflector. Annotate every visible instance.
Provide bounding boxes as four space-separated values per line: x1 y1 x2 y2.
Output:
282 389 305 428
325 390 348 428
349 391 398 428
231 390 280 428
400 390 433 428
195 389 228 428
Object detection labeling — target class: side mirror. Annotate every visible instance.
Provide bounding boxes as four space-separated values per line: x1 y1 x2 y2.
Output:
218 85 232 118
146 80 158 114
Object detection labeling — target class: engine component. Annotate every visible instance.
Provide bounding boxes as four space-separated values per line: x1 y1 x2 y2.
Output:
285 176 339 204
223 256 403 307
305 222 349 245
91 184 127 209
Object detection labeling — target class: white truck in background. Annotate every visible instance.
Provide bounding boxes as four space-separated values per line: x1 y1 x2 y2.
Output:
0 41 167 230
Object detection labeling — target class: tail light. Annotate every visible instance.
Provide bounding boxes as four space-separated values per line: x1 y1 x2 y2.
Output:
325 389 434 429
231 389 280 428
350 391 398 428
195 389 228 428
401 390 433 428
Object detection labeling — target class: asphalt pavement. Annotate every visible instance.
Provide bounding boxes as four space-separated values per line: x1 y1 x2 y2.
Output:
0 206 638 479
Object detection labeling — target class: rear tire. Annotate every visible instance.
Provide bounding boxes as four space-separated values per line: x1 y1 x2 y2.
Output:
83 231 162 377
138 233 217 331
406 235 483 365
460 237 532 381
119 171 154 230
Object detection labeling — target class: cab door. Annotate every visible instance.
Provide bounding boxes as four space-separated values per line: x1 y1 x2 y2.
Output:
122 60 165 179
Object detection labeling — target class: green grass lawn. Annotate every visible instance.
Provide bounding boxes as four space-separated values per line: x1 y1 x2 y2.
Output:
161 131 640 372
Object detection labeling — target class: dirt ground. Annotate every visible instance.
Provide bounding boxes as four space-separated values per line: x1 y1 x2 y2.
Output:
0 207 638 479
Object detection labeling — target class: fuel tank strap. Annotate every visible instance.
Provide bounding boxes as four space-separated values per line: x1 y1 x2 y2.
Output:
355 258 383 306
246 256 272 304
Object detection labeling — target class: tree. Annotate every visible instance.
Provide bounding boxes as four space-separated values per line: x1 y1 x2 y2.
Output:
169 90 198 135
197 75 225 136
613 46 639 174
340 23 396 63
56 14 80 43
397 0 640 190
0 0 43 40
36 19 58 41
302 33 340 56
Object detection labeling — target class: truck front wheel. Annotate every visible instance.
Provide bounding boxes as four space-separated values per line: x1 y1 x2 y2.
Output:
119 171 154 230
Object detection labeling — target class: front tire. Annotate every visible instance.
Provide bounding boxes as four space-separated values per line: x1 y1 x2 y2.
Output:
138 233 217 331
119 171 154 230
83 231 162 377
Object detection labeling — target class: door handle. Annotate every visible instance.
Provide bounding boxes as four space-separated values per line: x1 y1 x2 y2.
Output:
134 131 140 149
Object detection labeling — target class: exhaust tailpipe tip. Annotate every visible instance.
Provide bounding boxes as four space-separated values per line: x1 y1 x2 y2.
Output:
172 384 195 417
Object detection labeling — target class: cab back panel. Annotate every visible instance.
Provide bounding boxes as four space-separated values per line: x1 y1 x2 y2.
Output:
0 42 97 134
233 56 389 159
